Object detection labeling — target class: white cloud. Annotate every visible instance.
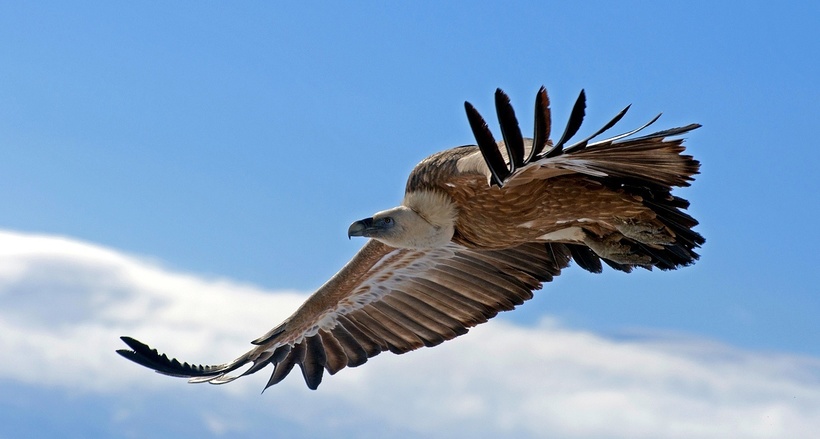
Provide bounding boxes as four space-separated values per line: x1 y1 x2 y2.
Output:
1 229 818 438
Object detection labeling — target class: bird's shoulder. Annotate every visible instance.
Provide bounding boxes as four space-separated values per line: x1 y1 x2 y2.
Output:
404 146 483 193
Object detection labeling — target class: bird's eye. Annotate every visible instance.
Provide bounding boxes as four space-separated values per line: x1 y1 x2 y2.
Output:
383 217 392 224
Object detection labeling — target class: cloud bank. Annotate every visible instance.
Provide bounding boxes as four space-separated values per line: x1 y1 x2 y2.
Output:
1 230 818 438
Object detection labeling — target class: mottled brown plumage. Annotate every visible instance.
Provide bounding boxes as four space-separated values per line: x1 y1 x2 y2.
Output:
118 86 703 390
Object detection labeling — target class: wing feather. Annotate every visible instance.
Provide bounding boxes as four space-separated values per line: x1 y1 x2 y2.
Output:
381 294 462 341
300 335 327 390
266 343 300 389
406 277 494 320
334 317 384 359
566 243 603 274
545 89 586 158
495 88 525 172
403 284 486 325
369 301 445 347
428 264 526 308
446 256 537 301
388 292 469 335
347 308 424 354
318 330 348 375
527 86 551 162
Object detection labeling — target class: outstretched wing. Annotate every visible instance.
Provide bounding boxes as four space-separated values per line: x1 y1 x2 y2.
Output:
462 87 703 272
118 239 572 390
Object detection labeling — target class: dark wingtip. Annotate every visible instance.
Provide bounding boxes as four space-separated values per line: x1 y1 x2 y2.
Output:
117 336 185 375
300 336 327 390
117 335 230 379
564 103 632 153
465 100 510 186
545 89 587 158
494 88 525 172
591 113 663 146
527 86 551 162
623 122 702 143
119 335 160 356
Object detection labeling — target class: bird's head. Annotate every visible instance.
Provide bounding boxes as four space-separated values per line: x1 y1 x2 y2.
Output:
347 190 457 249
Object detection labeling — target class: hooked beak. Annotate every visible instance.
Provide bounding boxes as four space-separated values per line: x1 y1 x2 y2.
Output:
347 217 375 239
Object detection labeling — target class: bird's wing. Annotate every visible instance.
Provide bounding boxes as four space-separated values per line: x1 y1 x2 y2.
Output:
118 239 571 390
464 87 700 191
460 87 703 272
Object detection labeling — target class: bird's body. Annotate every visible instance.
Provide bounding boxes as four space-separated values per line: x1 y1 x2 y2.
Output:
118 86 703 390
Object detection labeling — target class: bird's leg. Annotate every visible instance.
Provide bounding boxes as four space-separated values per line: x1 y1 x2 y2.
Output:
582 232 652 265
614 218 674 246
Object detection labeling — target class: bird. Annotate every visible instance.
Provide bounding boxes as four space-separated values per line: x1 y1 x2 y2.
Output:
118 85 703 391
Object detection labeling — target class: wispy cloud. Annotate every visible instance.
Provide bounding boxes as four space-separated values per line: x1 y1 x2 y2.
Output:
1 229 818 438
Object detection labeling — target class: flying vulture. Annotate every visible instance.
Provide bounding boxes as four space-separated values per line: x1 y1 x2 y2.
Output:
118 86 703 390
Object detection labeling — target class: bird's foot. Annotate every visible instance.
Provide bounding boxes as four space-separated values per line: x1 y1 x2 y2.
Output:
615 219 673 246
582 233 652 265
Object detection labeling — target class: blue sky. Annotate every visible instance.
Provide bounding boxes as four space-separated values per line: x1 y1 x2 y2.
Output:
1 2 818 438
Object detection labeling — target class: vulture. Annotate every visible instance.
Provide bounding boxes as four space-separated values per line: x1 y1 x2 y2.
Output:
118 86 703 390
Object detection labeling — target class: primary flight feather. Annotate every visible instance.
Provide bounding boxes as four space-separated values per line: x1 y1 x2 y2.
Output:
118 86 703 390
